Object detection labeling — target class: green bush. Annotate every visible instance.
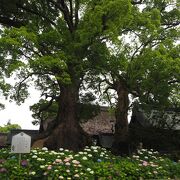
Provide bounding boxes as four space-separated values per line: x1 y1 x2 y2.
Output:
0 146 179 179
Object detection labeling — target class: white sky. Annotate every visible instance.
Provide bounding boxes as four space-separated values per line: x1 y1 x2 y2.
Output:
0 86 40 130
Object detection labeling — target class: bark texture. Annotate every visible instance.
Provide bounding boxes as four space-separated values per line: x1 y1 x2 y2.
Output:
42 84 91 151
112 82 129 155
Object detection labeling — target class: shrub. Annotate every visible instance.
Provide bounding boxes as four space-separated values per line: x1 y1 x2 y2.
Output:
0 146 179 179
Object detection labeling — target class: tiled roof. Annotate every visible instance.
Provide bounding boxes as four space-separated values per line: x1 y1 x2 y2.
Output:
81 107 115 135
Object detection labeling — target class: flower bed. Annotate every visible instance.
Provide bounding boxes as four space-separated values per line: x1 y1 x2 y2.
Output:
0 146 179 179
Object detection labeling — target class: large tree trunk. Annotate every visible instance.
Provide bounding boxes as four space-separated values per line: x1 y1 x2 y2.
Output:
112 82 129 155
41 84 91 151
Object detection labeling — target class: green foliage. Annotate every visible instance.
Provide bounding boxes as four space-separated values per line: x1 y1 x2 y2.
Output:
0 0 134 103
80 0 132 42
0 103 5 110
30 98 100 125
30 99 58 125
129 44 180 106
0 0 179 137
0 147 179 179
0 123 21 133
94 0 180 109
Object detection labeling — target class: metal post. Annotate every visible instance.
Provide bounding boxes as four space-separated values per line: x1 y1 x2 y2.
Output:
19 153 21 166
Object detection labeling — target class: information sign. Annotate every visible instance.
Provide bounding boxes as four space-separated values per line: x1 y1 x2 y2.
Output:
11 132 31 153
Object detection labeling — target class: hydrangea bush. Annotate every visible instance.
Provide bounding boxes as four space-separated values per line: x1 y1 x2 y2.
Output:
0 146 179 179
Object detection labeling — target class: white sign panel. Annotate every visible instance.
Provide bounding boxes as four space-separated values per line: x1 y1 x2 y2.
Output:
11 132 31 153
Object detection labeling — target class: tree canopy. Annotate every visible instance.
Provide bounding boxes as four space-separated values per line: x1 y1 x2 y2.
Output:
0 121 21 133
0 0 179 151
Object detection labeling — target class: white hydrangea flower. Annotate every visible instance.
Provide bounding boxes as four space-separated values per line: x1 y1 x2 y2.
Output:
85 149 91 152
68 155 73 159
91 146 98 150
87 168 91 171
31 150 37 153
82 156 88 160
74 174 80 178
42 147 48 151
72 160 80 164
65 162 71 166
30 171 36 175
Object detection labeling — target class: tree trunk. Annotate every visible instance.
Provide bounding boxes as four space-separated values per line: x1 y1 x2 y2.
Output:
112 82 129 155
43 84 91 151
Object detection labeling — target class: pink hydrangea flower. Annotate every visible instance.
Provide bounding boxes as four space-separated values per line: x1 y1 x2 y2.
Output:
64 158 71 162
47 165 52 170
142 161 148 166
72 160 80 165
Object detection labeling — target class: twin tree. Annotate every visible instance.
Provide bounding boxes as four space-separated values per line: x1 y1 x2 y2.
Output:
0 0 179 152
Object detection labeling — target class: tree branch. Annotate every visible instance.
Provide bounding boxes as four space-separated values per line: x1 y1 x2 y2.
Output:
0 16 25 27
69 0 73 22
131 0 143 5
16 2 57 27
103 86 114 107
74 0 79 28
56 0 74 32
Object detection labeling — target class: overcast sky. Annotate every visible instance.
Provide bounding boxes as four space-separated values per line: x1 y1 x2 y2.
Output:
0 86 40 130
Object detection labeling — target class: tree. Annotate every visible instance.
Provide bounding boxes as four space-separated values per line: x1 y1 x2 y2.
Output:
0 0 133 150
92 0 180 154
30 94 100 133
0 121 21 133
0 66 10 110
0 0 179 153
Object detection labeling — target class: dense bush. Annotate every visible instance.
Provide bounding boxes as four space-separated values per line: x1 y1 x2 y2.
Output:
0 146 179 179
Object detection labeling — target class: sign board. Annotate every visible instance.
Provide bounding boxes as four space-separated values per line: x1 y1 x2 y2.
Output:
11 132 31 153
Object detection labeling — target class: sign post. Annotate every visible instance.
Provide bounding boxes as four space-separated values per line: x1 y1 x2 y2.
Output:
11 132 31 166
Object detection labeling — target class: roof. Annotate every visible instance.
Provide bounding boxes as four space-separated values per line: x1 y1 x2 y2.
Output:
130 107 180 130
81 106 115 135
